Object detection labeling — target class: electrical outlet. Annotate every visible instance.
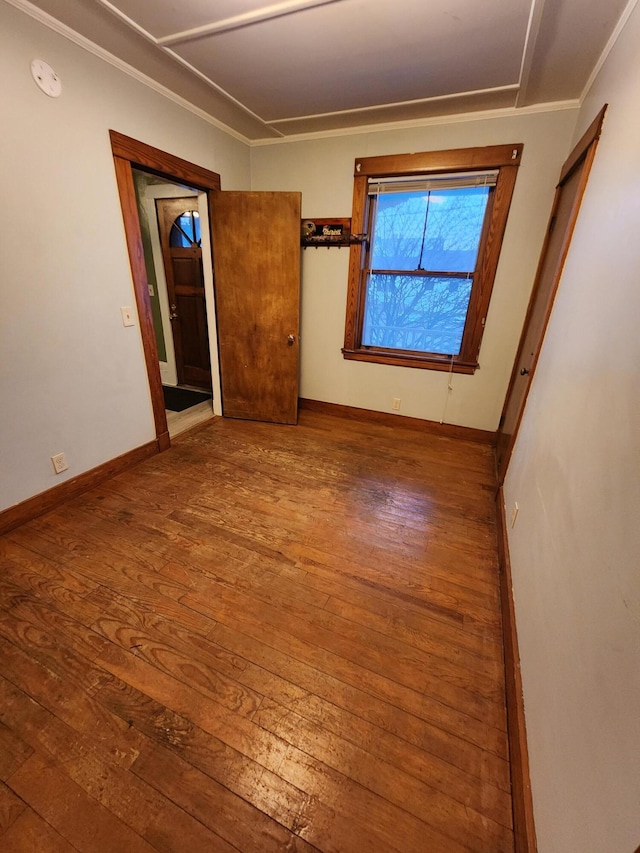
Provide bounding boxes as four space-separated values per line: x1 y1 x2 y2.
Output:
510 502 519 528
51 452 68 474
392 397 401 411
120 306 135 327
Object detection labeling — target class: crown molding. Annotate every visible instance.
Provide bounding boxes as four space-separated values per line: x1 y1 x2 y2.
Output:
580 0 639 101
9 0 627 149
92 0 281 135
5 0 254 145
250 99 580 146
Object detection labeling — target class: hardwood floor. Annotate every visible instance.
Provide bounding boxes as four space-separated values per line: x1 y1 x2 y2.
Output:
0 410 512 852
166 400 214 439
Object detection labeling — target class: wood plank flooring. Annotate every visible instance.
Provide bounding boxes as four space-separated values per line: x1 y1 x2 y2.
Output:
0 410 512 852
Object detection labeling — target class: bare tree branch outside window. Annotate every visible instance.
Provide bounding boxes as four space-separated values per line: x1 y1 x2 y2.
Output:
362 188 489 355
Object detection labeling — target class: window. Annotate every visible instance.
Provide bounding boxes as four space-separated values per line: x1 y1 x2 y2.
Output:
343 144 522 373
170 210 201 247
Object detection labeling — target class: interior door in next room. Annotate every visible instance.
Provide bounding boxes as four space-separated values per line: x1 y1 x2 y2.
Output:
156 197 211 390
209 191 301 425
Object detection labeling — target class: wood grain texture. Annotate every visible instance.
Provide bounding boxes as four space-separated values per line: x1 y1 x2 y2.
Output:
300 397 495 444
496 488 537 853
109 131 222 192
210 191 301 424
1 409 513 852
559 104 607 184
109 131 221 449
0 440 160 536
112 154 168 441
1 808 77 853
355 144 523 177
345 144 522 374
343 174 368 351
156 197 211 390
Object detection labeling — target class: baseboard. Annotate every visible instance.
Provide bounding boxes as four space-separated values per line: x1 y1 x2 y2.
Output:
0 438 162 536
299 398 496 444
496 486 538 852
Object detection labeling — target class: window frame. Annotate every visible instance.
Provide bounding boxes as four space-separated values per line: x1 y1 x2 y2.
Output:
342 144 523 374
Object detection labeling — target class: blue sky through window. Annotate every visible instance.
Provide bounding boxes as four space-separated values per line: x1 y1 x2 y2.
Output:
170 211 201 247
363 186 489 355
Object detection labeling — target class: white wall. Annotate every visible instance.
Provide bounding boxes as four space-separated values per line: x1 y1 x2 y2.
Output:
503 4 640 851
0 2 250 512
251 110 578 430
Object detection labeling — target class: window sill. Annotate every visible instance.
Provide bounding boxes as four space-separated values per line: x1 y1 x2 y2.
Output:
342 348 478 374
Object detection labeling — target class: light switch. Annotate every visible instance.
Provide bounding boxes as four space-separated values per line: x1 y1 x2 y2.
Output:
121 306 135 327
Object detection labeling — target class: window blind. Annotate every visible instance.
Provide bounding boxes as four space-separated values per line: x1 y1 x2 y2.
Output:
368 170 499 195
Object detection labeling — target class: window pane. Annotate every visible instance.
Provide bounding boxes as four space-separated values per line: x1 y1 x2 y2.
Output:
370 187 489 273
362 274 472 355
169 211 201 247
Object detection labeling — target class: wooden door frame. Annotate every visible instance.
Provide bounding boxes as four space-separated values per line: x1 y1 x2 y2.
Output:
110 130 221 450
496 105 607 483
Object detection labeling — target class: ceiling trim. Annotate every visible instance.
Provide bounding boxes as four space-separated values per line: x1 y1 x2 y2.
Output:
93 0 282 135
516 0 547 107
156 0 345 46
251 99 581 146
10 0 616 148
580 0 639 101
90 0 151 40
7 0 256 144
266 83 521 126
161 44 285 136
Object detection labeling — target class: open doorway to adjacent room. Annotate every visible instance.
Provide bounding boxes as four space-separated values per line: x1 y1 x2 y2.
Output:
132 170 220 438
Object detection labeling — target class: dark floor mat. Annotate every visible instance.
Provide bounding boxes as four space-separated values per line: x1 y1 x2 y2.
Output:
162 386 211 412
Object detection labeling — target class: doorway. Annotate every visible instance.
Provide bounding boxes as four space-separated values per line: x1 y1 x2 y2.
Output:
110 131 223 448
132 172 220 437
111 130 302 445
156 196 211 390
495 105 607 482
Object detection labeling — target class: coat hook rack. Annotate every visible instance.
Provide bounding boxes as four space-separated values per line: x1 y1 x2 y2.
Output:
301 217 366 249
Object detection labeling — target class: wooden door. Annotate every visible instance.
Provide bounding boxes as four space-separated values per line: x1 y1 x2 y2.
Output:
209 191 301 425
496 106 606 482
156 197 211 390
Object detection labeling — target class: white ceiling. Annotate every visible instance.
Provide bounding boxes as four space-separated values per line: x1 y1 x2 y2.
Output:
18 0 631 140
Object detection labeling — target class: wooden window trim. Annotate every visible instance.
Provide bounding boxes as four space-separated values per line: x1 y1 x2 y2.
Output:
343 143 523 373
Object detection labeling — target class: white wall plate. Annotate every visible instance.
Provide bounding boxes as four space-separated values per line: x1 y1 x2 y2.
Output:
31 59 62 98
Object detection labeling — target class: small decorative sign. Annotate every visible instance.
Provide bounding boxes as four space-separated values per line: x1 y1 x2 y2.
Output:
301 217 362 248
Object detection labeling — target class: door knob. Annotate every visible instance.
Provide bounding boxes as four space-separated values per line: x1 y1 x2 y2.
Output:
169 304 178 320
287 334 296 346
520 367 530 376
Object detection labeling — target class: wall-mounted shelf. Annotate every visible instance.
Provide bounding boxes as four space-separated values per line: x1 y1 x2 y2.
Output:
301 217 367 248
